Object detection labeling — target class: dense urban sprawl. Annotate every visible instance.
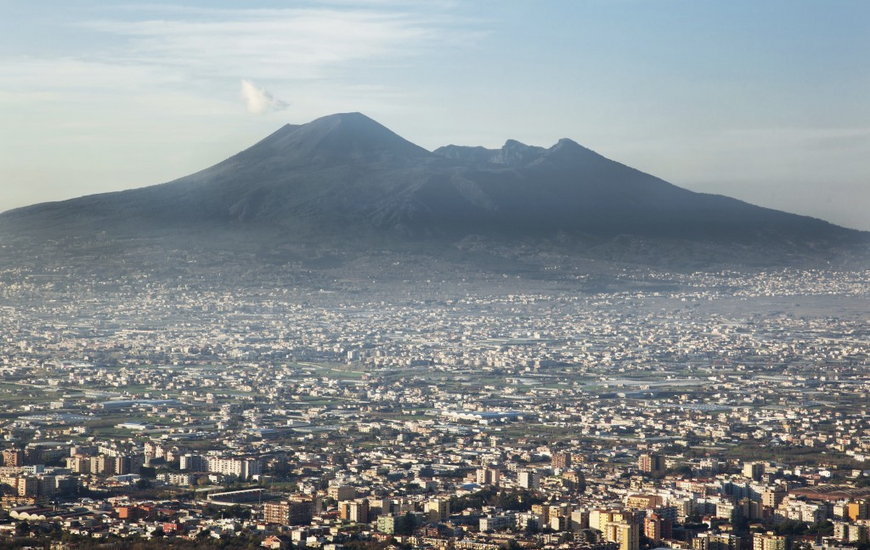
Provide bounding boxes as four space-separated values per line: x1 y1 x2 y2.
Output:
0 265 868 550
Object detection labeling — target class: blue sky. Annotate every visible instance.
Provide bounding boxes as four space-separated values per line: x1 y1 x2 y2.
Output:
1 0 868 229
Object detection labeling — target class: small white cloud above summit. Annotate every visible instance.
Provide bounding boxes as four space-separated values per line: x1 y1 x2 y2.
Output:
240 79 288 114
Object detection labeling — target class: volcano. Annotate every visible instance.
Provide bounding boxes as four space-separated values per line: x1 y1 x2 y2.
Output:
0 112 865 268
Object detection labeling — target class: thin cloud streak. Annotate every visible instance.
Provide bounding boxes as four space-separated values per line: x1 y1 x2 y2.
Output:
80 8 456 81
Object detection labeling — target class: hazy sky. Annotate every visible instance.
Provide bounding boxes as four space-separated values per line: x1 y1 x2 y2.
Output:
1 0 868 230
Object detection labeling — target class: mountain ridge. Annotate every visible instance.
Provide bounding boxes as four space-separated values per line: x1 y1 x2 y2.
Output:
0 112 865 270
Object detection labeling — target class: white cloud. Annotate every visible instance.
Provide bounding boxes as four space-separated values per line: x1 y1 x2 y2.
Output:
240 79 288 114
81 8 449 81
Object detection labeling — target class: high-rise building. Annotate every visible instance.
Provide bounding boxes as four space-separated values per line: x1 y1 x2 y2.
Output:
532 504 551 524
644 514 662 543
476 467 501 486
205 457 262 479
114 456 132 475
694 532 739 550
55 475 79 496
518 469 541 490
2 449 24 467
328 485 357 501
589 509 613 531
378 514 400 534
606 522 639 550
92 456 116 476
743 462 765 482
762 489 784 508
377 513 422 535
66 455 91 474
37 475 56 498
550 515 569 531
847 500 869 521
17 476 38 497
180 454 206 471
340 499 370 523
626 494 663 510
571 509 590 531
425 498 450 522
552 452 572 469
264 495 314 526
562 469 585 490
753 532 789 550
716 502 738 522
638 454 663 474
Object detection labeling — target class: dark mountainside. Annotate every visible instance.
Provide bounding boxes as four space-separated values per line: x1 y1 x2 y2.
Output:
0 112 866 277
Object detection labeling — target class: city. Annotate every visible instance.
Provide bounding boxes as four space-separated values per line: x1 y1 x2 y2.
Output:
0 263 868 549
3 1 869 549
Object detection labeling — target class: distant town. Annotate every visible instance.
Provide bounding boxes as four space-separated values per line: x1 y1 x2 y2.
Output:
0 263 868 550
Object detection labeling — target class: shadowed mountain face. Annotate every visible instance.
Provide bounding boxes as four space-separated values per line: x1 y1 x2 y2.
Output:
0 112 865 265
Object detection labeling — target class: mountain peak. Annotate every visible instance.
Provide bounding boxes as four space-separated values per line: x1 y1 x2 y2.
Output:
493 139 546 166
314 111 372 123
527 137 606 168
304 111 385 134
291 112 434 164
234 111 433 167
503 138 528 148
550 138 594 154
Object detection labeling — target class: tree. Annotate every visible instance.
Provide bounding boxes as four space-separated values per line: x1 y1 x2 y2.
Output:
665 465 694 479
774 519 808 536
398 511 415 536
15 520 30 536
807 520 834 536
732 514 749 535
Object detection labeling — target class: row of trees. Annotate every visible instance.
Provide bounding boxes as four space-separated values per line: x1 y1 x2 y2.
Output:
449 487 545 513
